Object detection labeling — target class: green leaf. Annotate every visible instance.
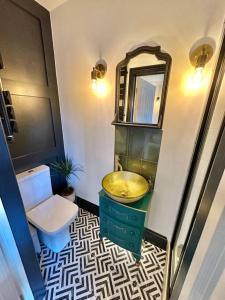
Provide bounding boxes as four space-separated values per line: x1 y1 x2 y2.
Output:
50 155 84 186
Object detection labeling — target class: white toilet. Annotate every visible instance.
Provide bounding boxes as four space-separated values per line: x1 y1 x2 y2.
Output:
17 165 78 253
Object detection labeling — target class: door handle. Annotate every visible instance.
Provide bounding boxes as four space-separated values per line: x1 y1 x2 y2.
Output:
0 90 18 141
0 91 13 140
0 54 17 141
4 91 18 134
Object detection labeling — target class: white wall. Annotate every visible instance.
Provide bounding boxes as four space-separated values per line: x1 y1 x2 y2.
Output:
50 0 225 240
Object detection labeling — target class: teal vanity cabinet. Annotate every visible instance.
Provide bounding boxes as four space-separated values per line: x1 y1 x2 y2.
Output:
99 190 152 263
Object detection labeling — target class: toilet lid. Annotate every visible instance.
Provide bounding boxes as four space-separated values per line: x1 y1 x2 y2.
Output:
26 194 78 235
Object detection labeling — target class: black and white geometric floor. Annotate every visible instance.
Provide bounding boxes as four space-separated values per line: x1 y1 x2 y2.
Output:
39 209 166 300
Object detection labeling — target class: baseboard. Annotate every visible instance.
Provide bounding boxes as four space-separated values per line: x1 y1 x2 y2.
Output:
76 196 167 251
76 196 99 217
143 228 167 251
161 245 170 300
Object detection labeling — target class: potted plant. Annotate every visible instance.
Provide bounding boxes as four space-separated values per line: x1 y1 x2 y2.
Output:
51 156 84 202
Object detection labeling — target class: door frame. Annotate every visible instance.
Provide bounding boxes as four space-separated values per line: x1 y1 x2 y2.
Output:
169 28 225 298
0 120 46 299
0 246 21 300
170 118 225 299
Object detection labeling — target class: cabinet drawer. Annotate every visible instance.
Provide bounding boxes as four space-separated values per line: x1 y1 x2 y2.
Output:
100 212 142 242
100 196 145 228
100 217 141 254
108 231 141 254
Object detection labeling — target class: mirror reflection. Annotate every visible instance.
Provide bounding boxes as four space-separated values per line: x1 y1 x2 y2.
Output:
133 74 164 124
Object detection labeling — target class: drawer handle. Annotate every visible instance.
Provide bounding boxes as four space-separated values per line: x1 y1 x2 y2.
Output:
111 223 126 233
104 204 109 210
129 215 137 221
111 207 126 217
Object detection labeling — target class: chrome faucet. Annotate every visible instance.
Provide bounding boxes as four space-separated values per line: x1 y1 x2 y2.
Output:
148 175 154 190
115 155 123 171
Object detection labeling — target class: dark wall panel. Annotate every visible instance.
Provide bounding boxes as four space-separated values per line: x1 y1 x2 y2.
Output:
0 0 65 192
0 0 47 85
9 95 55 157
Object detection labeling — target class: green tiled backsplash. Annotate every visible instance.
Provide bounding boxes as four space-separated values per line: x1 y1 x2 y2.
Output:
115 126 162 184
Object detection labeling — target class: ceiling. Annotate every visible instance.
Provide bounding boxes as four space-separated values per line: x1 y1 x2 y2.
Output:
35 0 68 11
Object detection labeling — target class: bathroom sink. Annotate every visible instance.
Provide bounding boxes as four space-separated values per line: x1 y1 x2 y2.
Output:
102 171 149 203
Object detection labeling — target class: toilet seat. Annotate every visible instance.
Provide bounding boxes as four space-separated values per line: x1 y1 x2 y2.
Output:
26 194 78 235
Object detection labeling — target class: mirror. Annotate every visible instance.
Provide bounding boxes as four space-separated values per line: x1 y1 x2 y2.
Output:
112 46 171 128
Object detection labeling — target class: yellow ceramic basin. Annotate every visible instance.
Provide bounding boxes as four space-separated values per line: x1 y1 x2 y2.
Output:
102 171 149 203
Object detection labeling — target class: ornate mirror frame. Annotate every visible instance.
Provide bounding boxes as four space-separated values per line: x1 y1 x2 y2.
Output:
112 46 172 128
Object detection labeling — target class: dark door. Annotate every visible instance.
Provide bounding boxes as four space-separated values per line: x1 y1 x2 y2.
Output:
0 120 46 299
0 0 64 191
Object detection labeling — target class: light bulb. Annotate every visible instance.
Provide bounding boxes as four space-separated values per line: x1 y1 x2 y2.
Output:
92 79 108 97
91 79 97 90
193 67 204 84
96 80 107 95
185 66 204 91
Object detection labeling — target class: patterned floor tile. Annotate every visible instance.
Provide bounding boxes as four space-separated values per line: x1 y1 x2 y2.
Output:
39 209 166 300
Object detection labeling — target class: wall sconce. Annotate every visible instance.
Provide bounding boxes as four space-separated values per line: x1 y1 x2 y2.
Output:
91 60 107 93
189 44 213 85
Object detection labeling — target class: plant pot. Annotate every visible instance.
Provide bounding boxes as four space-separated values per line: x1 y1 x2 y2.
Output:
60 187 76 203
